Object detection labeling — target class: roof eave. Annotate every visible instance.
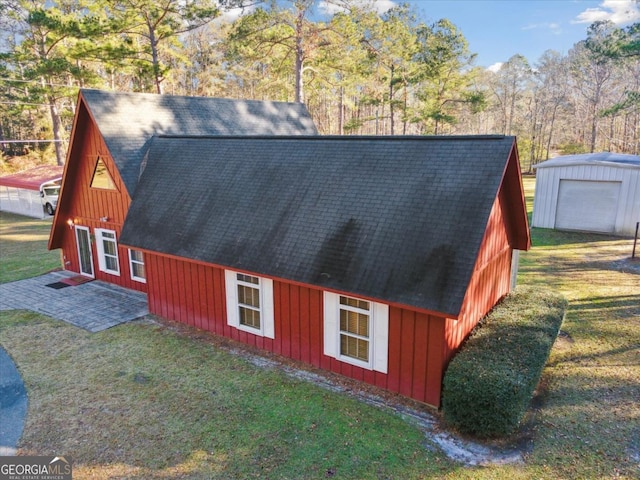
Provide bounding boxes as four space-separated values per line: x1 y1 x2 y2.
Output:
48 91 88 251
120 243 461 320
505 142 531 251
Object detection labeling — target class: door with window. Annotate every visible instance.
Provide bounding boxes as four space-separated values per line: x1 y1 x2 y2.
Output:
75 226 94 277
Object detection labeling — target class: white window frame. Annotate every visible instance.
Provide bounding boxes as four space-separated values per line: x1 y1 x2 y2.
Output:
128 249 146 283
95 228 120 276
323 292 389 373
225 270 274 338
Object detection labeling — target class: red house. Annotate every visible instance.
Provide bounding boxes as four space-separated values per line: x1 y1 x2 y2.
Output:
48 89 317 292
50 90 530 408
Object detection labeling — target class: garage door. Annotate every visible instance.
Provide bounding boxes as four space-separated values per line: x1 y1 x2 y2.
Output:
555 180 621 233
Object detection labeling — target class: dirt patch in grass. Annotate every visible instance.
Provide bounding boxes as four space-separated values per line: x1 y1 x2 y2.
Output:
552 330 575 351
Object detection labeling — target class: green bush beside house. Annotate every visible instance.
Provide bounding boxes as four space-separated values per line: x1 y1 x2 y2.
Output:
442 286 567 438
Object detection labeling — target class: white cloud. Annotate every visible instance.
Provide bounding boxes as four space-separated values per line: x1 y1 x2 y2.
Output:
318 0 397 16
573 0 640 25
219 4 257 22
318 1 345 15
368 0 397 14
219 7 249 22
487 62 503 73
522 22 563 35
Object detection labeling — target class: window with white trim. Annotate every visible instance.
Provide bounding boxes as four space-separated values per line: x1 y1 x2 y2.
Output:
339 296 371 363
128 249 146 283
225 270 274 338
323 292 389 373
95 228 120 275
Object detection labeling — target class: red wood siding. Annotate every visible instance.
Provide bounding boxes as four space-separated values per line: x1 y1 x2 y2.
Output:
48 100 528 409
50 100 146 293
144 252 448 407
386 308 446 406
444 189 514 363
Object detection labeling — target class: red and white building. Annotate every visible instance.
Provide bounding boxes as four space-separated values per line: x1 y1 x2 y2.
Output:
49 89 530 408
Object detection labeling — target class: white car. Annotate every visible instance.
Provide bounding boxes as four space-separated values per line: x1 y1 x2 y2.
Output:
40 181 61 216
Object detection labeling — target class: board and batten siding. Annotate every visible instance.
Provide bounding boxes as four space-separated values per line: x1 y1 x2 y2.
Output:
532 164 640 236
445 190 515 362
50 101 146 292
140 174 521 408
144 251 448 407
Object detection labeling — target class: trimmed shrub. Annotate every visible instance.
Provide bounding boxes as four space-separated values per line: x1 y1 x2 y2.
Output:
442 286 567 438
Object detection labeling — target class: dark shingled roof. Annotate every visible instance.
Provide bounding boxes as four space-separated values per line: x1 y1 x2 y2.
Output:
120 135 518 316
80 89 318 194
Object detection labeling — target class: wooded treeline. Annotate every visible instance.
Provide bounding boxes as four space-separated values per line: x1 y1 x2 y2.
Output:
1 0 638 168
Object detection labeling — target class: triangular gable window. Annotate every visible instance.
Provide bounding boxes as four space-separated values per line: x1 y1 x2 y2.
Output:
91 157 117 190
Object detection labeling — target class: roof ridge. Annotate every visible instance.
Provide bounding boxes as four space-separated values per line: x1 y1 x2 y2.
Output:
80 88 310 107
153 134 510 141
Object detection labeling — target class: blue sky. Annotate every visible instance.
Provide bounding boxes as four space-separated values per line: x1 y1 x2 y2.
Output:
395 0 640 69
305 0 640 69
222 0 640 69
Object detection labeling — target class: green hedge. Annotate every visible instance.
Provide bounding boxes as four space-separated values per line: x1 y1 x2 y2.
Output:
441 286 567 438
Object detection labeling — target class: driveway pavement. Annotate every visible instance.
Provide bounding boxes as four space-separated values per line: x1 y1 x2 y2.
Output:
0 270 149 332
0 347 27 456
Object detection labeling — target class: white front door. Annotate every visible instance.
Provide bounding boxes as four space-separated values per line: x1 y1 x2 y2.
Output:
75 226 94 277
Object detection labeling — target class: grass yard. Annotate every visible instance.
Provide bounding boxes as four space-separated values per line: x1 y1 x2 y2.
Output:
515 176 640 479
1 179 639 479
0 212 60 283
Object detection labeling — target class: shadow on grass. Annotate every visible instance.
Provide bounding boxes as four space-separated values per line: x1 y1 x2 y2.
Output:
567 294 640 316
587 258 640 275
547 342 640 368
530 228 630 248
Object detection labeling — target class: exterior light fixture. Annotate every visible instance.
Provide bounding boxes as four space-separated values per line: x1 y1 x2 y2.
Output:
67 218 74 229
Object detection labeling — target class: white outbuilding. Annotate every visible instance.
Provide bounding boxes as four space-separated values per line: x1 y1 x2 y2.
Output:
0 165 63 219
532 152 640 236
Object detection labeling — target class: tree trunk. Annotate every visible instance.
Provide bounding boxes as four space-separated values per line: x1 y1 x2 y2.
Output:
546 102 559 160
339 86 344 135
294 8 304 103
590 102 598 153
608 115 614 151
148 21 163 94
403 83 408 135
47 93 65 166
507 79 516 136
389 65 395 135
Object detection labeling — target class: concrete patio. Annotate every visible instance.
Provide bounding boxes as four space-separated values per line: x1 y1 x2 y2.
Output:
0 270 148 332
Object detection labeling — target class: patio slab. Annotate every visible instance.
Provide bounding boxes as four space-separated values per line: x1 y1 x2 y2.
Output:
0 271 148 332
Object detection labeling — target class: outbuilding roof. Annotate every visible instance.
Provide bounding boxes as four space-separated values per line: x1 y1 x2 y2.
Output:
120 135 526 316
534 152 640 169
0 165 63 190
79 89 318 194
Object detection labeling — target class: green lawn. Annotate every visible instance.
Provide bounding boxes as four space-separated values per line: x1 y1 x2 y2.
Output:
0 212 60 283
1 179 639 479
